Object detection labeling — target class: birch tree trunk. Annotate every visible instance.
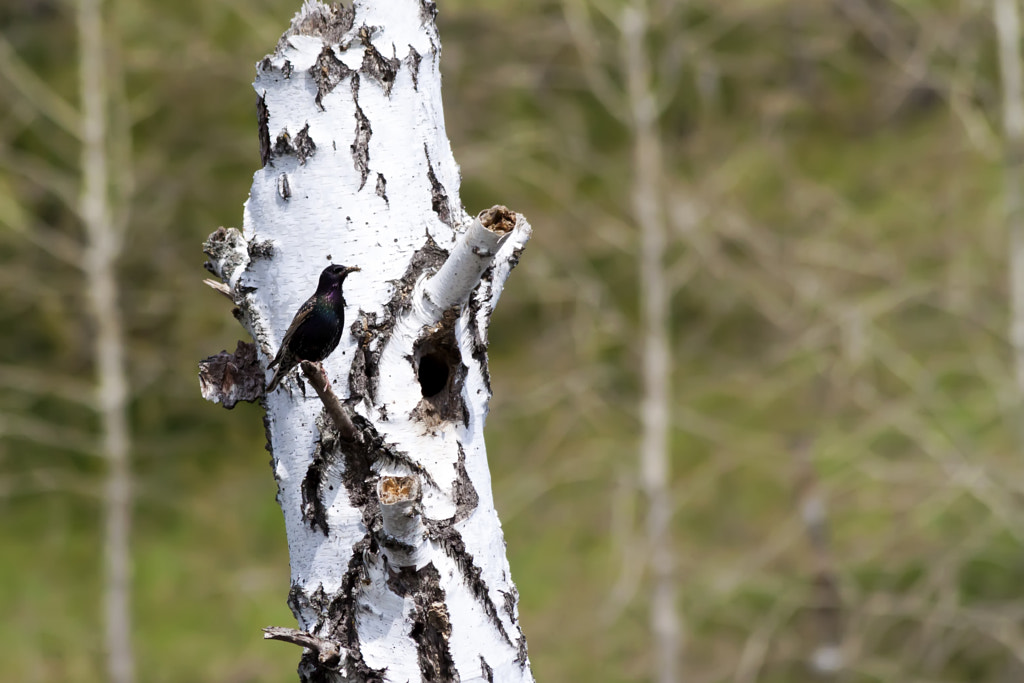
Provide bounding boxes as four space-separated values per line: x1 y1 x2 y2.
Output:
200 2 533 680
994 0 1024 403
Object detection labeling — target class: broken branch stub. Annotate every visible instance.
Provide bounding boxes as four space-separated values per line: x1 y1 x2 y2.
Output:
198 2 534 682
421 205 517 318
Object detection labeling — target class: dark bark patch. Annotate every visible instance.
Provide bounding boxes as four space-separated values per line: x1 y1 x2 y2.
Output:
410 311 469 429
427 522 511 644
282 59 293 79
311 44 354 110
515 636 529 667
349 238 448 403
347 312 374 401
248 238 274 260
278 173 291 200
452 443 479 524
198 340 263 409
468 273 492 394
351 76 372 190
263 411 276 462
501 588 516 621
202 227 248 283
274 132 293 159
289 544 386 683
424 146 454 228
419 0 438 25
293 123 317 164
301 434 330 536
386 564 456 682
507 243 526 271
404 46 422 90
317 409 437 520
281 3 355 51
325 538 386 682
358 26 400 96
375 172 388 205
349 311 392 404
272 124 317 166
480 657 494 682
257 94 271 167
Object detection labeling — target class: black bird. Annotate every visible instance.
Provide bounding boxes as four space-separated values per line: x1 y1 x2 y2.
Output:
266 264 360 392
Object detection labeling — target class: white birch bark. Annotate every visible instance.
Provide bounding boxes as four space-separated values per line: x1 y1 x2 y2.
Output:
994 0 1024 401
77 0 134 681
201 2 533 681
622 4 679 683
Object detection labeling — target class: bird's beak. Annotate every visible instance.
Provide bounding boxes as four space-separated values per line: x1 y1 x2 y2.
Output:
346 265 361 274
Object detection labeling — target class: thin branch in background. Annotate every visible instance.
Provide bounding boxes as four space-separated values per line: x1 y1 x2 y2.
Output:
621 2 679 681
0 412 101 456
562 0 629 123
0 35 82 140
77 0 135 681
602 468 644 623
994 0 1024 410
0 364 96 407
793 436 845 679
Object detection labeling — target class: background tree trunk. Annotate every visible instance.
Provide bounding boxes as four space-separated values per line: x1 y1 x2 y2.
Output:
994 0 1024 406
622 4 679 682
77 0 134 681
201 2 533 680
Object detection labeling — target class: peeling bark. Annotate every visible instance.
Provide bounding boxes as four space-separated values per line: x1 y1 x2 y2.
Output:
198 340 264 409
201 2 533 681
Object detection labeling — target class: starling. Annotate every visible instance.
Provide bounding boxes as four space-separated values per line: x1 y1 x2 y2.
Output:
266 264 360 392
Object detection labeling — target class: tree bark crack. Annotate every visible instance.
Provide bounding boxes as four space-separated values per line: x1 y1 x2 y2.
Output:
358 26 401 97
350 76 372 189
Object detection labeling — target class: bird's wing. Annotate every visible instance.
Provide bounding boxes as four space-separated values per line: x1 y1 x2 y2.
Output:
269 296 316 368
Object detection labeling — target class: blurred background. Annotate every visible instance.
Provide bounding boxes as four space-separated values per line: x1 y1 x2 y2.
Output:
4 0 1024 681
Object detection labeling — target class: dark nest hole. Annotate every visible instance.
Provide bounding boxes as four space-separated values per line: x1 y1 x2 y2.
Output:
411 323 468 427
418 351 449 398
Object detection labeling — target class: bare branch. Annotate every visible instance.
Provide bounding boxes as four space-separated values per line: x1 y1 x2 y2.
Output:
202 278 233 299
300 361 361 443
0 35 82 139
0 412 100 456
0 363 95 406
562 0 629 123
263 627 345 668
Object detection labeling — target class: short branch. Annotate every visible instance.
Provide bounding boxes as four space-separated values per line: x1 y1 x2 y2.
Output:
263 626 345 667
199 341 264 409
378 475 429 568
300 361 361 443
421 205 516 316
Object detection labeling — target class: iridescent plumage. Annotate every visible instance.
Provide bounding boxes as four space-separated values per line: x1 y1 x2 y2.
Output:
266 264 360 392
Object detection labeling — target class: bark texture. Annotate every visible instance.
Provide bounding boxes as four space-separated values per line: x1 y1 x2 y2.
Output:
202 2 533 681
